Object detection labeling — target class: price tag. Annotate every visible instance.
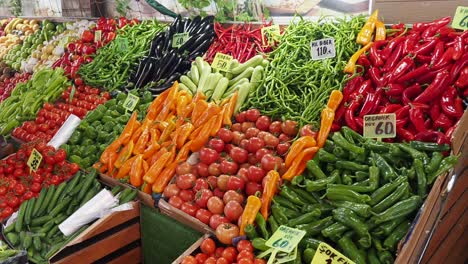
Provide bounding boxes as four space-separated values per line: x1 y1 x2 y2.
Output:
266 225 306 253
261 25 281 46
94 30 102 42
212 53 233 72
452 6 468 30
27 149 42 172
363 113 396 138
172 32 190 48
310 38 336 60
117 38 129 51
311 243 355 264
123 93 140 112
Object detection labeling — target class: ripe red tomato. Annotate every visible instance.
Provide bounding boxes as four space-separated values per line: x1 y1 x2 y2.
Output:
208 138 225 153
163 183 180 198
7 196 19 208
193 178 209 192
216 223 239 245
176 174 196 190
1 206 13 218
224 200 243 222
247 137 265 153
222 247 238 263
168 196 183 208
206 176 217 190
54 149 67 163
281 120 299 136
276 143 290 156
226 176 245 191
200 238 216 255
14 183 26 196
217 128 233 143
200 148 220 165
181 256 197 264
194 253 208 264
223 190 244 204
241 122 255 133
176 162 192 176
236 168 249 183
261 154 282 171
264 133 280 148
256 116 271 131
245 182 262 196
196 163 210 178
209 214 230 229
179 189 195 202
195 209 212 224
235 111 247 123
247 166 266 183
204 257 216 264
230 147 248 164
237 240 254 252
245 127 260 139
238 259 254 264
195 189 213 208
220 160 239 175
208 163 221 176
269 121 282 135
0 186 6 195
22 191 34 200
245 109 261 122
181 202 198 217
231 131 245 146
30 182 42 193
207 196 224 215
254 259 267 264
216 257 229 264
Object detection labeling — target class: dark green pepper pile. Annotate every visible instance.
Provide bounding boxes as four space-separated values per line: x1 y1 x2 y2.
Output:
61 90 154 168
247 126 458 264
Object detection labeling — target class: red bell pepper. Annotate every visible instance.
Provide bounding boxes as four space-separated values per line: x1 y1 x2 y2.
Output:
414 70 450 103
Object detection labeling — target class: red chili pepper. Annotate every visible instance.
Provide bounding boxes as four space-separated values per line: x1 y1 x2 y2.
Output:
409 106 427 132
355 117 364 132
430 103 441 121
414 70 450 103
455 66 468 89
416 65 450 84
412 16 451 33
379 104 402 114
414 130 448 144
368 67 385 87
357 54 371 70
351 80 373 100
396 118 409 129
343 76 363 101
403 34 418 54
402 83 422 104
359 90 380 117
432 47 455 70
445 123 457 140
383 42 404 72
424 119 432 129
369 40 386 67
416 55 432 64
430 41 445 66
440 86 464 118
450 53 468 83
413 39 438 56
384 83 404 96
395 105 411 119
433 112 453 132
387 56 415 83
398 64 430 83
345 98 363 131
397 127 415 142
335 103 346 123
452 36 464 60
382 36 405 60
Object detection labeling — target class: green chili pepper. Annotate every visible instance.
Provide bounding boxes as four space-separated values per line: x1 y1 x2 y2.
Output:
335 161 369 172
268 215 279 233
369 176 407 206
279 205 301 219
296 216 334 236
288 185 319 204
409 141 450 152
342 172 353 185
333 146 348 159
329 200 371 218
306 159 327 179
337 236 366 264
273 196 299 211
244 224 259 240
317 149 338 163
301 203 334 214
414 158 427 197
425 152 444 174
372 182 409 213
305 171 339 192
383 220 411 250
371 152 398 181
303 248 316 263
342 126 364 143
372 196 422 224
299 237 322 250
397 143 428 160
427 155 458 184
355 171 369 182
332 208 371 248
291 175 305 187
368 248 381 264
324 140 335 153
288 209 321 226
280 185 306 206
325 186 371 204
374 217 407 237
364 139 390 152
321 222 348 238
271 204 288 225
332 132 365 155
252 238 269 251
255 213 270 239
378 250 394 264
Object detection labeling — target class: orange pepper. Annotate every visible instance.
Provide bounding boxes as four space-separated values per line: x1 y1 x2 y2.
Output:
134 126 151 155
115 155 138 179
193 103 220 128
261 170 280 220
114 140 134 169
191 100 208 125
285 136 316 168
149 147 168 166
181 102 195 119
142 127 161 160
117 111 139 145
223 92 238 126
92 162 106 174
326 90 343 112
143 150 174 184
107 152 118 177
142 182 152 194
100 140 122 165
175 141 192 161
142 159 149 174
130 126 144 143
146 88 170 120
156 83 178 121
317 107 335 148
211 107 226 137
282 147 319 181
129 154 144 187
239 196 262 235
175 122 194 149
176 94 190 116
188 125 203 140
344 42 373 74
159 119 176 143
152 161 178 193
190 115 217 152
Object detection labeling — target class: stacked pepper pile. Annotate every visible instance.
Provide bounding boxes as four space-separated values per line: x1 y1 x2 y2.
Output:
337 15 467 143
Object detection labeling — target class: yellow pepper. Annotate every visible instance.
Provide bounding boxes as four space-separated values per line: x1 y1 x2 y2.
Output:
344 42 373 74
356 9 379 45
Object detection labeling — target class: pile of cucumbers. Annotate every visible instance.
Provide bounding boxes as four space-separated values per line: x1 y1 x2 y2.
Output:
3 169 137 263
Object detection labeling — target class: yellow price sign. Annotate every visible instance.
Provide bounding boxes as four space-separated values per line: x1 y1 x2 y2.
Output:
212 53 233 72
311 243 355 264
363 113 396 138
172 32 190 48
27 148 43 172
261 25 281 46
94 30 102 42
123 93 140 112
265 225 306 253
452 6 468 30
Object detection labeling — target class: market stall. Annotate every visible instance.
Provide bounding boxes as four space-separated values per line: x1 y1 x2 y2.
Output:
0 4 466 264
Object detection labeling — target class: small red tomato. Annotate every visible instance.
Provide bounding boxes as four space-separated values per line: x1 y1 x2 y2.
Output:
224 200 243 222
226 176 245 191
237 240 254 252
208 163 221 176
193 178 209 192
196 163 210 178
200 148 220 165
269 121 282 135
235 111 247 123
247 137 265 153
179 189 195 202
245 109 261 122
220 159 239 175
194 253 208 264
195 208 212 224
30 182 42 193
168 196 183 208
208 138 225 153
276 143 290 156
181 202 199 217
195 189 213 208
245 127 260 139
230 147 248 164
222 247 238 263
181 256 197 264
217 128 233 143
245 182 262 196
256 116 271 131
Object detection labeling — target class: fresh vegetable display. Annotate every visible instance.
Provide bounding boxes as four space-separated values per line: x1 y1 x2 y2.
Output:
4 20 64 71
12 84 111 143
0 18 40 60
79 19 166 91
245 16 366 127
99 83 238 195
0 71 30 103
53 18 135 79
181 237 266 264
3 169 137 263
129 15 215 92
336 16 467 144
204 22 276 63
0 141 79 221
244 126 457 263
61 90 154 169
0 68 69 135
179 55 267 109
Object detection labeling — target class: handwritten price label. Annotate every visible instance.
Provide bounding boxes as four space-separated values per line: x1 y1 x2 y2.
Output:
452 6 468 30
212 53 233 72
310 38 336 60
172 32 190 48
94 30 102 42
261 25 281 46
27 149 43 172
123 93 140 112
363 113 396 138
117 38 129 51
311 243 355 264
266 225 306 253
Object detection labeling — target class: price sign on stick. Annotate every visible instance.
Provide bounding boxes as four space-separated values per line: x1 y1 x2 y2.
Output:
117 38 129 51
311 243 355 264
261 25 281 46
363 113 396 138
310 38 336 60
452 6 468 30
27 149 43 172
172 32 190 48
266 225 306 253
94 30 102 42
123 93 140 112
212 53 233 72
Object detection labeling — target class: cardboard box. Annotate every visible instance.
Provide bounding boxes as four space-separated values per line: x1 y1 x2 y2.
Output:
49 201 141 263
99 173 155 208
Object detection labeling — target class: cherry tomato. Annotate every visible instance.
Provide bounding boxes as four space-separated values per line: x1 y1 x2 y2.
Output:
176 162 192 175
30 182 42 193
269 121 282 135
245 127 260 139
0 186 6 195
208 138 225 153
245 109 261 122
22 191 34 200
193 178 209 192
1 206 13 218
222 247 238 263
195 189 213 208
226 176 245 191
216 175 229 191
181 256 197 264
208 163 221 176
247 137 265 153
232 131 245 145
237 240 254 252
254 259 267 264
276 143 290 156
207 176 218 190
7 196 19 208
261 154 282 171
196 163 210 178
176 174 197 190
236 168 249 183
247 166 266 183
14 183 26 196
223 190 244 204
209 214 229 230
281 120 298 136
220 160 239 175
236 111 247 123
204 257 217 264
216 257 229 264
217 128 233 143
54 149 67 163
300 124 318 137
224 200 243 222
245 182 262 196
216 223 239 245
264 133 280 148
256 116 271 131
180 189 195 202
168 196 183 209
195 209 212 224
241 122 255 133
163 184 180 198
181 202 199 217
230 147 248 164
207 196 224 215
200 148 220 165
194 253 208 264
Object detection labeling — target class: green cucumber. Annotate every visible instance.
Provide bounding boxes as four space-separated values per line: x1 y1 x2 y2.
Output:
120 189 137 204
31 215 53 227
15 202 27 232
60 171 81 199
23 236 32 249
47 182 67 213
33 236 42 251
49 197 72 217
24 197 36 225
6 232 18 246
111 185 123 196
76 169 97 201
38 185 56 216
33 188 47 217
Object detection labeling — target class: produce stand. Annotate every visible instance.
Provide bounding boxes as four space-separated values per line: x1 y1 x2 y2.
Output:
0 3 466 264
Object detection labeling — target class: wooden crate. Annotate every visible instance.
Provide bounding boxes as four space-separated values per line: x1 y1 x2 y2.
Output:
99 173 155 208
49 201 141 264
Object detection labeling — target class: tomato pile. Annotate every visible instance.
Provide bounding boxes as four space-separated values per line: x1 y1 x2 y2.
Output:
52 17 136 79
0 141 79 220
164 109 298 235
182 238 265 264
12 84 110 142
0 72 31 102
